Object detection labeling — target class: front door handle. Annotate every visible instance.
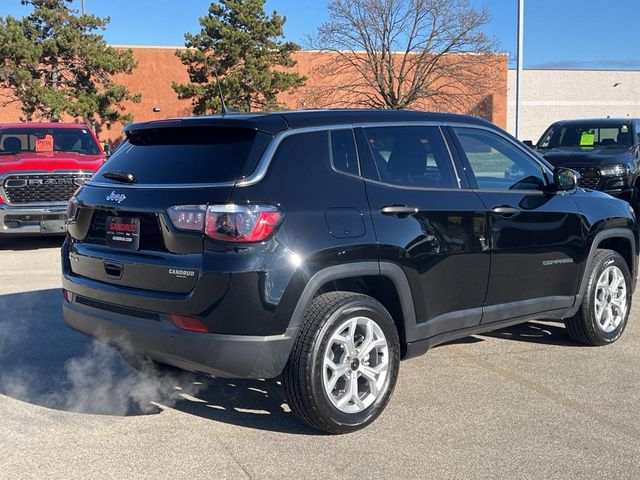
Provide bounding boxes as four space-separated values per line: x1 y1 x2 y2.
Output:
381 205 419 216
491 206 520 217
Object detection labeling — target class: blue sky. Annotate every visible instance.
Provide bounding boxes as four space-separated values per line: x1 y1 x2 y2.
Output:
2 0 638 70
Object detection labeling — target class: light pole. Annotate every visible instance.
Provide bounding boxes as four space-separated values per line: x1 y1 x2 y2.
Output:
515 0 524 139
81 0 86 15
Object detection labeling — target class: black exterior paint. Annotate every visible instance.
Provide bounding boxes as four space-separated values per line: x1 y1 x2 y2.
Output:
61 110 638 378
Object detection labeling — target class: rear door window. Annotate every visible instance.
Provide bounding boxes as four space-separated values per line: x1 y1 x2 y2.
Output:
95 126 269 185
362 126 458 189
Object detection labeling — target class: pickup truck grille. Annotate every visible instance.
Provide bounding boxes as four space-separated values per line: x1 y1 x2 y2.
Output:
572 167 601 190
2 173 92 205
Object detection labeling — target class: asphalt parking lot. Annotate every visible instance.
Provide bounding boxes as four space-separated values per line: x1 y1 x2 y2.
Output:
1 237 639 479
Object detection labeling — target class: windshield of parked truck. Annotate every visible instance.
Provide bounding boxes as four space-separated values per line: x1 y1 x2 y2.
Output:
537 123 633 150
0 127 101 155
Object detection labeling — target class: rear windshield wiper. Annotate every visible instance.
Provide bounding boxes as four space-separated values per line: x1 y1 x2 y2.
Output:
102 171 136 184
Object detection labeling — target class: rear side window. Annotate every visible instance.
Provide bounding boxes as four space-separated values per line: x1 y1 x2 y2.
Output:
330 129 359 176
363 126 457 189
95 126 268 185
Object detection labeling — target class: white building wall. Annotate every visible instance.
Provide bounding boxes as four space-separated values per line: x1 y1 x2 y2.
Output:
507 69 640 142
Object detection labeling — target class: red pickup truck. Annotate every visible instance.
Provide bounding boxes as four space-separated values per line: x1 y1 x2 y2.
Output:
0 123 106 235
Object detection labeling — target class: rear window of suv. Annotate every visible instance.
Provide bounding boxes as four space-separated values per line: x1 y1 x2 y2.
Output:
95 126 269 185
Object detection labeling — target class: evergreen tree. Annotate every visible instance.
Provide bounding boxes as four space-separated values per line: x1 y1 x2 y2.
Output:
174 0 306 113
0 0 140 126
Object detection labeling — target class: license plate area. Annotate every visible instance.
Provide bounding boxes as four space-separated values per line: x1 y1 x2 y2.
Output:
105 216 140 250
40 219 67 233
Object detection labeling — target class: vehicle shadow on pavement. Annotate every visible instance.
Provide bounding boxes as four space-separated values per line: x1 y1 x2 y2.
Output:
0 288 577 432
0 236 65 251
438 321 579 349
0 288 164 416
480 321 580 347
170 378 318 434
0 288 316 433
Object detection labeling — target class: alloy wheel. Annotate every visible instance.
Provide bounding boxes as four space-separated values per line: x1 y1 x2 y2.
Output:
594 265 628 333
322 316 390 414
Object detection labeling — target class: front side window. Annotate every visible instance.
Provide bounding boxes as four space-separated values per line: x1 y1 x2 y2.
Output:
453 127 547 191
363 126 457 189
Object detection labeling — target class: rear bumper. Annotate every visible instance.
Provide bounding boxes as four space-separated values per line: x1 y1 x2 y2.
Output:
63 298 297 379
0 204 67 235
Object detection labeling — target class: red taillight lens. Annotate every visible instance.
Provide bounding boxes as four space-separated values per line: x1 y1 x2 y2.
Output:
205 205 283 243
170 314 209 333
168 204 283 243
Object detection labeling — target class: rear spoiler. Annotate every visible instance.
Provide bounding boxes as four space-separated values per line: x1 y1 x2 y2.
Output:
124 115 289 137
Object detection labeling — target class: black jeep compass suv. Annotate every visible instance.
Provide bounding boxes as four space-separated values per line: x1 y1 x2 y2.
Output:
62 110 638 433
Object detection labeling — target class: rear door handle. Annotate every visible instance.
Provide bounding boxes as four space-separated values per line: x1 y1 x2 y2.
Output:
491 206 520 216
381 205 419 216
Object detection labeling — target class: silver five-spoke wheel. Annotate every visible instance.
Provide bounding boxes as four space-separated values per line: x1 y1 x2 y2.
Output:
322 316 389 413
594 265 627 333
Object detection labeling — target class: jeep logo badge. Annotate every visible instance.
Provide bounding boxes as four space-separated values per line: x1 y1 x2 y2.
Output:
106 191 127 204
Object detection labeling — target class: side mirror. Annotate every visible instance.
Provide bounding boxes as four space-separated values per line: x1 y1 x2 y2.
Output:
522 140 534 148
103 145 112 158
554 167 580 191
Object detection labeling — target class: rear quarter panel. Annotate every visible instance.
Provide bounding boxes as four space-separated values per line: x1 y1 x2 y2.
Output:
230 130 379 335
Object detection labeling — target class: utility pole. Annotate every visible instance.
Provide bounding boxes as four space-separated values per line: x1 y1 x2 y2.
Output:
515 0 524 139
81 0 86 15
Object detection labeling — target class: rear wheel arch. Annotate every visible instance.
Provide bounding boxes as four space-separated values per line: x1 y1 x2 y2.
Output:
287 262 416 357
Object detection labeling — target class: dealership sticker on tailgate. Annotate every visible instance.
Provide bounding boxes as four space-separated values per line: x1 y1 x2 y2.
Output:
106 216 140 250
169 268 197 279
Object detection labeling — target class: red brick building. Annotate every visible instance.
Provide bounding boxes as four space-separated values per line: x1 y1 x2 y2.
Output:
0 46 508 144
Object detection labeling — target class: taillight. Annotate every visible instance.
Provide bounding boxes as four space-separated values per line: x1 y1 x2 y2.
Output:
168 204 283 243
167 205 207 232
205 205 282 242
67 196 79 223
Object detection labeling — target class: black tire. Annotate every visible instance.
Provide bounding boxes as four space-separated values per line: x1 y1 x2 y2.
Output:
283 292 400 434
565 249 632 346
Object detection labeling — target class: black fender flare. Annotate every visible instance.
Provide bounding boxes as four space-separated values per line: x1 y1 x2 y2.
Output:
286 261 418 342
569 227 637 316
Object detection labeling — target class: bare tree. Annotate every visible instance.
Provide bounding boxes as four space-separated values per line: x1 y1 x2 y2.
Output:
308 0 500 112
